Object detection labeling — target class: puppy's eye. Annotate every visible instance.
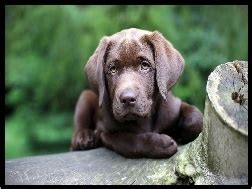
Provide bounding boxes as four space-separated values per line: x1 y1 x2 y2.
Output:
109 65 117 74
141 60 151 71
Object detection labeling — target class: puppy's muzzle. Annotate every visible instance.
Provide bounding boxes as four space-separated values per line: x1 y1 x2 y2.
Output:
119 88 138 107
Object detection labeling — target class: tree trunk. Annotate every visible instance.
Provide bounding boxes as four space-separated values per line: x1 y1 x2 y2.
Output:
176 60 248 184
205 60 248 178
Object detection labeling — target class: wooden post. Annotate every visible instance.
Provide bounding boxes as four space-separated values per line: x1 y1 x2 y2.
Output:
205 60 248 178
175 60 248 185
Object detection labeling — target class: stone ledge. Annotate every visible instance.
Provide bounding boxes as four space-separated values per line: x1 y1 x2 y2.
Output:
5 147 186 185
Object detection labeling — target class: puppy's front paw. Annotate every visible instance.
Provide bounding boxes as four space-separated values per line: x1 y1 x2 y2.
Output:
158 134 177 156
71 129 100 151
148 133 178 158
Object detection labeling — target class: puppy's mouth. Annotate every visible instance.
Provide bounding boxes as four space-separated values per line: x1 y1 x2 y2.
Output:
122 112 141 121
114 108 148 122
112 98 152 122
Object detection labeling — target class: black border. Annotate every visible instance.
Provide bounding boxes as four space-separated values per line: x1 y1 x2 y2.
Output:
2 2 250 188
3 0 250 5
2 4 6 187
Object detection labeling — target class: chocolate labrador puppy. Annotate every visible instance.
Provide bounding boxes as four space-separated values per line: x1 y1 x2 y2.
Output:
71 28 203 158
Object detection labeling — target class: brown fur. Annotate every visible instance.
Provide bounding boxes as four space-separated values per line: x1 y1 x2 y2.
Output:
71 28 203 158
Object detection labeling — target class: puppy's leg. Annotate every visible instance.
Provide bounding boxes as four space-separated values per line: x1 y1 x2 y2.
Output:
175 102 203 144
101 132 177 158
70 90 101 150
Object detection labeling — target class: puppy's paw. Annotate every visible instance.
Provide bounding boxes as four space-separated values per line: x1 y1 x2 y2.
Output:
148 133 178 158
177 102 203 144
71 129 100 151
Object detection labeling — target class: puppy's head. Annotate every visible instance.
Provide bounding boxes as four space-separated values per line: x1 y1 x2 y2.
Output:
85 28 184 122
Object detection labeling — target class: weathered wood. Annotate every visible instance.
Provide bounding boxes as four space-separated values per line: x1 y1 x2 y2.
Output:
175 60 248 184
5 61 248 185
207 60 248 134
205 60 248 178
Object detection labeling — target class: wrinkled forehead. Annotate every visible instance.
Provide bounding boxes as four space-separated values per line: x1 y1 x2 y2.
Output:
106 30 154 63
110 28 151 41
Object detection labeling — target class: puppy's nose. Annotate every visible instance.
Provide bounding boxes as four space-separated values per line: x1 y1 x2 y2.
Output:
119 89 137 106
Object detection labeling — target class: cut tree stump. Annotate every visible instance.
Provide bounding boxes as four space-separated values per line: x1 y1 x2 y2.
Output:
175 60 248 184
205 60 248 178
5 60 248 185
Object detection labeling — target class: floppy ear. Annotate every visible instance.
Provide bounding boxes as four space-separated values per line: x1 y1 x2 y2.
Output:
85 37 110 107
147 31 185 101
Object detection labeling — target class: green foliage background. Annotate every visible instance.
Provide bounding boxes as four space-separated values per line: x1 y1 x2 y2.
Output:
5 5 248 159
